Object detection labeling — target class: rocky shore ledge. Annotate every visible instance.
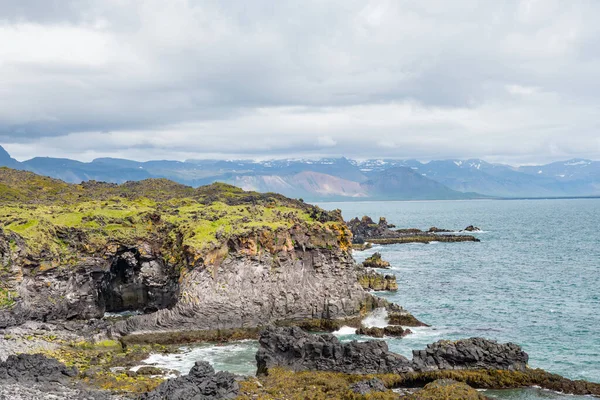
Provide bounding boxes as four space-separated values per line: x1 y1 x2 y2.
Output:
348 216 480 246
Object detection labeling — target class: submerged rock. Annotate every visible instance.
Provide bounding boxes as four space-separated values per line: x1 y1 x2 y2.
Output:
140 361 239 400
388 311 430 327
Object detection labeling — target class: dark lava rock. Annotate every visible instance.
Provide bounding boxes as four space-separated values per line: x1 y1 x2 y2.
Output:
350 378 387 395
463 225 481 232
0 353 77 384
362 252 391 269
257 327 530 376
356 326 411 338
256 326 413 375
140 361 239 400
412 338 529 372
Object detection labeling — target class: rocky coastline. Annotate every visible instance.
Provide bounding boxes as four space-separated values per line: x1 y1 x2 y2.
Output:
0 169 598 399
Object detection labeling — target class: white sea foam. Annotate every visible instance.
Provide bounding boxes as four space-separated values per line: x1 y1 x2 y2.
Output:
132 341 258 376
362 308 389 328
332 326 357 335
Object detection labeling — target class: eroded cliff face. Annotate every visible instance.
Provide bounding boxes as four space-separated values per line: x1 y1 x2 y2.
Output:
117 225 367 335
0 172 369 333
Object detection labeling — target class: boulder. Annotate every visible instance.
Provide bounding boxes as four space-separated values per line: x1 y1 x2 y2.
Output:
463 225 481 232
140 361 239 400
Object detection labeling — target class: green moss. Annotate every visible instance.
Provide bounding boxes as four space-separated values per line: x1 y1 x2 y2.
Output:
0 288 16 309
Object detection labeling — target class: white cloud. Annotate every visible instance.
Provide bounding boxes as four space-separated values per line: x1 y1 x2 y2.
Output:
0 0 599 164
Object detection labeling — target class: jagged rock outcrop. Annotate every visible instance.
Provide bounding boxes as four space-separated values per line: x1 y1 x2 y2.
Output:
462 225 481 232
357 269 398 291
388 311 431 327
362 252 390 269
412 338 528 372
0 353 77 384
356 326 412 338
140 361 239 400
256 326 414 375
256 327 529 375
347 216 479 245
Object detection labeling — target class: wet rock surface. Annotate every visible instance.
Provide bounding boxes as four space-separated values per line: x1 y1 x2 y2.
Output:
356 326 412 338
139 361 239 400
256 327 529 375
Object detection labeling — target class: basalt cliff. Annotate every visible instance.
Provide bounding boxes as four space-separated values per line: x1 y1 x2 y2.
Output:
0 168 383 339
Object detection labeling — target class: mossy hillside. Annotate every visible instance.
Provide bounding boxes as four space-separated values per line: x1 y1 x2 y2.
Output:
0 168 350 263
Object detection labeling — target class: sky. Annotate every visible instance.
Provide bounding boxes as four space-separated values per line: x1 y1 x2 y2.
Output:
0 0 599 165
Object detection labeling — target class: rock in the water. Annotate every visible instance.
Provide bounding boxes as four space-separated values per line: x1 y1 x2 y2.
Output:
357 270 398 291
256 326 413 375
356 326 411 338
462 225 481 232
406 379 487 400
350 378 387 395
257 327 529 376
140 361 239 400
0 353 77 384
388 311 430 327
427 227 453 233
412 338 529 372
362 252 391 269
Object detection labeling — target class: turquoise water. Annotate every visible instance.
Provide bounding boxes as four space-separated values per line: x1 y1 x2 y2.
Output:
320 199 600 384
141 199 599 399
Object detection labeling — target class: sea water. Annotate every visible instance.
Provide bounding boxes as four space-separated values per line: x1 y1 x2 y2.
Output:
139 199 599 399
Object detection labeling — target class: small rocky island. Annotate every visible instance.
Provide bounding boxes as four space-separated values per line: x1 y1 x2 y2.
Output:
0 168 598 399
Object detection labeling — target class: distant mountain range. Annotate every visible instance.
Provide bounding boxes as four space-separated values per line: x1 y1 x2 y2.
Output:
1 145 598 200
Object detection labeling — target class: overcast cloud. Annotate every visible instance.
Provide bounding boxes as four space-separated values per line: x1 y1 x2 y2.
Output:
0 0 599 164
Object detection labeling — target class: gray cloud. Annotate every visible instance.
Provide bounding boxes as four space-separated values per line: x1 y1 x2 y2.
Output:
0 0 599 164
